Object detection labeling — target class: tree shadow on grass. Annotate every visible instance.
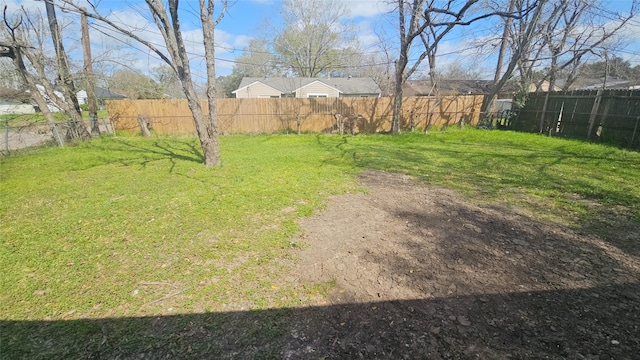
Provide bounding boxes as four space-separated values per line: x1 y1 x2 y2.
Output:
3 158 639 359
2 282 639 359
70 138 205 172
315 136 640 256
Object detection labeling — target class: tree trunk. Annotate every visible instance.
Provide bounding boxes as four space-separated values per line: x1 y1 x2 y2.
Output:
7 45 65 147
480 0 549 123
55 0 227 166
487 0 516 122
538 57 558 134
148 0 220 167
137 115 152 137
391 51 407 134
391 79 403 134
427 52 441 132
81 11 100 136
199 0 222 166
45 0 90 140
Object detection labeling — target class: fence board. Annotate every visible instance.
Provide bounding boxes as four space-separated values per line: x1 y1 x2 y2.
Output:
106 95 483 135
511 89 640 149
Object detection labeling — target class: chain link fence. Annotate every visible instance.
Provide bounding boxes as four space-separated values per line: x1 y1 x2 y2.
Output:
1 118 115 154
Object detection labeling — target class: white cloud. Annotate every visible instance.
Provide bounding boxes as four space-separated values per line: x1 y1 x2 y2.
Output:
1 0 44 13
81 7 245 74
340 0 394 18
354 20 382 50
233 35 252 48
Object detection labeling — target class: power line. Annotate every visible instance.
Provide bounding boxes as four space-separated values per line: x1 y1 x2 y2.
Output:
90 21 490 73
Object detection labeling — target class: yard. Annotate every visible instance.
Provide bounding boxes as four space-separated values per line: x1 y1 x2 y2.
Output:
1 129 639 359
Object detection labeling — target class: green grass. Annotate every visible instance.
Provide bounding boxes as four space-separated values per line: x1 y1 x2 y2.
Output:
0 112 66 126
335 130 640 220
1 129 639 357
1 135 355 321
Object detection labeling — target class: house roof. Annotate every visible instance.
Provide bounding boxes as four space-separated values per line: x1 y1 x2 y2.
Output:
96 87 126 99
78 87 127 99
234 77 381 95
403 80 494 96
572 78 640 90
296 79 342 94
232 80 283 95
403 79 568 96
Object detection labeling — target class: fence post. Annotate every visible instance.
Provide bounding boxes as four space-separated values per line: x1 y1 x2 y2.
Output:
4 118 8 153
109 117 117 137
587 90 602 139
52 122 64 147
630 116 640 149
101 117 111 134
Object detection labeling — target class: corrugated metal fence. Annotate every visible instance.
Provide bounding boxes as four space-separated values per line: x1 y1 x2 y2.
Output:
106 96 484 135
512 90 640 149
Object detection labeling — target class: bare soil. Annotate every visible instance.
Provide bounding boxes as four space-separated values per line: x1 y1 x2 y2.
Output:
5 170 639 359
285 170 640 359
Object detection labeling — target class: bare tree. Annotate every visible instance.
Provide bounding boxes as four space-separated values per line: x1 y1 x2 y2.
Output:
1 4 91 141
390 0 520 134
539 1 635 91
198 0 224 165
480 0 635 127
271 0 359 77
1 6 64 146
535 0 635 132
479 0 548 122
344 30 396 96
60 0 227 167
44 0 89 139
437 60 483 80
0 57 21 88
108 69 164 99
80 10 99 136
234 38 279 77
2 5 94 142
151 65 183 98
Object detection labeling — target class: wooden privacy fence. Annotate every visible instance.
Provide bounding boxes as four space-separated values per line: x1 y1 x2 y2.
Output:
512 89 640 149
106 95 484 135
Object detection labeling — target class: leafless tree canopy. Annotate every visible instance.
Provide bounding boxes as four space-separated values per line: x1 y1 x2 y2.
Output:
58 0 227 167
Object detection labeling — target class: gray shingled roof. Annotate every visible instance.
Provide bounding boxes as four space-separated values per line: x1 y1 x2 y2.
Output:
403 80 494 96
95 87 126 99
235 77 381 95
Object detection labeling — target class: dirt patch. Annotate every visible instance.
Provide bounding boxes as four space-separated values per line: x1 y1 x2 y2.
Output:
287 170 640 359
4 170 639 359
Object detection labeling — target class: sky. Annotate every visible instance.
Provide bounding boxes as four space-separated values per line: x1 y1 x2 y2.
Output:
2 0 640 82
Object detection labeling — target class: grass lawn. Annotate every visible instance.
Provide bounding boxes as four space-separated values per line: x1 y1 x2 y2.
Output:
338 129 640 228
1 129 639 358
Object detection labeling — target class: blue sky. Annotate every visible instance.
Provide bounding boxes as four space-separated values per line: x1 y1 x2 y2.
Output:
2 0 640 81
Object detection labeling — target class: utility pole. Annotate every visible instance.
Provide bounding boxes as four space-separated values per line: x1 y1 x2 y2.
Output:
81 10 100 136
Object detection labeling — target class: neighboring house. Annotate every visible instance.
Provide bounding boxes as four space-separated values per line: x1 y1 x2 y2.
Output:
77 87 127 105
403 79 561 97
568 78 640 91
232 77 381 98
0 87 35 115
403 80 494 96
30 85 64 112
